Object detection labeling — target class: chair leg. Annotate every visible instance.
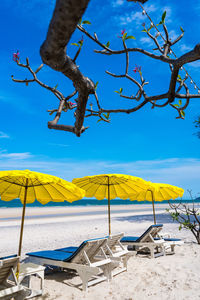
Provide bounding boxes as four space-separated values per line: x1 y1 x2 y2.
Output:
150 247 155 259
122 256 128 270
76 269 90 291
99 261 118 281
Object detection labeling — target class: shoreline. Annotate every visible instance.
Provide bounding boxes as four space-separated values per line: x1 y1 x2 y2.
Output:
0 203 168 222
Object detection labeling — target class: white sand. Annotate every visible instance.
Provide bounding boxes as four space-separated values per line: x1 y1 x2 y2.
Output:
1 204 200 299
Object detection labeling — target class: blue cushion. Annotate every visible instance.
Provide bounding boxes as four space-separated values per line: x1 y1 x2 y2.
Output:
26 250 73 262
56 247 78 253
121 224 164 243
0 254 17 260
137 224 163 242
27 237 107 262
163 238 182 242
154 237 182 242
56 237 107 256
121 236 139 243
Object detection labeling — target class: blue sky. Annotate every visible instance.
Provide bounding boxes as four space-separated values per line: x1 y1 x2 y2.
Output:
0 0 200 198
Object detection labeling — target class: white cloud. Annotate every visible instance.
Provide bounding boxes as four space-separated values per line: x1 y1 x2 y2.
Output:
0 131 10 139
119 11 145 26
143 3 158 14
140 36 154 47
168 30 178 41
112 0 124 8
180 44 192 53
0 156 199 197
0 152 32 160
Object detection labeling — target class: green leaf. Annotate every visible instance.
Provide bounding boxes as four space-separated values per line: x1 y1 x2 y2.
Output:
162 11 167 23
180 26 184 33
95 81 99 90
78 40 83 47
106 113 110 119
157 10 167 25
103 113 110 120
103 41 110 47
119 87 123 94
125 35 136 41
177 74 182 81
141 29 147 33
180 110 185 117
71 43 79 47
147 25 154 32
178 99 182 106
54 84 58 89
78 18 82 25
179 225 182 231
82 20 91 25
97 119 102 123
114 91 120 94
173 104 179 107
122 32 127 41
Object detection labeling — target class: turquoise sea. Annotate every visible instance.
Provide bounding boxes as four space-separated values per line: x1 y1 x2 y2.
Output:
0 198 199 208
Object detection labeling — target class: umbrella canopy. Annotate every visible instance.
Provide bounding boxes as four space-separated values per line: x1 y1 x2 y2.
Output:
72 174 149 235
0 169 84 204
129 182 184 224
0 169 85 273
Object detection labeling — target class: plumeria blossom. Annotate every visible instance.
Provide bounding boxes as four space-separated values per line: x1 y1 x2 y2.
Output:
133 65 142 73
13 50 20 63
68 101 76 106
63 101 76 112
118 29 126 38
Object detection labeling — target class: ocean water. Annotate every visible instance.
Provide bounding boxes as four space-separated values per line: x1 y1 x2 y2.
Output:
0 198 199 208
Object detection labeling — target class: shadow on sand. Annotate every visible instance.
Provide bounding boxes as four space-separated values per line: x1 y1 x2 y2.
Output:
115 213 176 224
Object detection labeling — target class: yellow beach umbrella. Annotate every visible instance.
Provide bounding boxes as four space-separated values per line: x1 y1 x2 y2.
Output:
72 174 149 235
0 169 85 272
129 182 184 224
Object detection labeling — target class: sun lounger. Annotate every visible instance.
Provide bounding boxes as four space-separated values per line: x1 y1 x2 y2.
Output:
121 224 166 258
121 224 184 258
154 236 184 254
0 255 25 299
101 233 133 275
26 238 116 291
57 233 133 276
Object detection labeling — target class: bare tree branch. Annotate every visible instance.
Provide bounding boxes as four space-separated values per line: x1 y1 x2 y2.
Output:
12 0 200 135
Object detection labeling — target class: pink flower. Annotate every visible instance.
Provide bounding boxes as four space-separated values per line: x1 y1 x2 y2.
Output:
68 101 76 106
133 65 142 73
13 50 20 62
118 29 126 38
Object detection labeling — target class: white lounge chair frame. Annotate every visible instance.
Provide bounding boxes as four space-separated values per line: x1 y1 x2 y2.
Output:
0 256 25 300
122 226 166 258
156 232 184 254
102 233 133 275
26 238 117 291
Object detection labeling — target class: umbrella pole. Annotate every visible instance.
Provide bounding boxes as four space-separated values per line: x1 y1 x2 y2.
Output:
17 180 28 275
107 177 111 236
150 190 156 224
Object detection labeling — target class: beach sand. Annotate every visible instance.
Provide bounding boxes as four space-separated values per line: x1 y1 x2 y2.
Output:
1 204 200 299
